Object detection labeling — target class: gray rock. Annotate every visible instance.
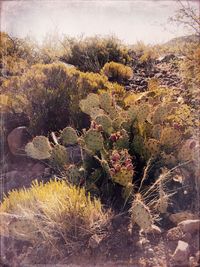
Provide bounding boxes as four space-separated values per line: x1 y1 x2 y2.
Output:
172 240 190 263
7 126 31 156
178 219 200 234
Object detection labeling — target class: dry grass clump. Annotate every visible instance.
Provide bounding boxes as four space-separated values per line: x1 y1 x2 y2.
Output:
0 179 110 263
101 61 133 84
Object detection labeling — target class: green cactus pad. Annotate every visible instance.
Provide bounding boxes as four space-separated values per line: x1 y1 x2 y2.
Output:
79 93 100 115
131 194 153 231
95 114 113 134
65 164 82 185
84 129 104 153
25 136 52 160
115 129 129 149
90 107 105 119
60 127 78 146
152 124 162 140
50 144 69 168
144 138 160 157
178 139 198 162
160 127 182 147
152 104 169 124
136 103 150 123
111 167 133 187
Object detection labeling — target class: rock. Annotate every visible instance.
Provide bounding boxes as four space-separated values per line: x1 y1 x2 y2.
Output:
178 219 200 234
172 240 190 263
0 162 49 200
31 162 46 177
169 212 198 224
167 227 184 241
7 126 31 156
146 224 162 235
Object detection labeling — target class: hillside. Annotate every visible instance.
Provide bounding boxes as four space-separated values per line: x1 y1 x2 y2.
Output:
0 32 199 266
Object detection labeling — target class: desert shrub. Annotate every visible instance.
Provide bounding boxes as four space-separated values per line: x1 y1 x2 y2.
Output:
0 179 110 263
1 62 125 134
0 32 40 77
101 61 133 84
60 36 131 72
180 45 200 88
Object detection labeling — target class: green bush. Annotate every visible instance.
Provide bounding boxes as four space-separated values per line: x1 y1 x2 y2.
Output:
60 36 131 72
101 61 133 84
0 179 110 263
2 62 126 135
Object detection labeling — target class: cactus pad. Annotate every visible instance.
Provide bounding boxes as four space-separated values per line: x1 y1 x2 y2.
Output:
130 194 153 231
95 115 113 134
152 104 169 124
25 136 52 160
60 127 78 146
136 103 150 123
160 127 181 147
84 129 104 153
79 93 100 115
144 138 160 157
178 139 198 162
50 144 69 168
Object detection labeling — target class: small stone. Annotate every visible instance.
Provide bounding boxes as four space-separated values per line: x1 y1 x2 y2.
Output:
178 219 200 234
195 251 200 262
172 240 190 263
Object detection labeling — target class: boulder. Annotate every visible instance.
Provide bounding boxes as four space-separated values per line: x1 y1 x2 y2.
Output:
178 219 200 234
172 240 190 263
7 126 31 156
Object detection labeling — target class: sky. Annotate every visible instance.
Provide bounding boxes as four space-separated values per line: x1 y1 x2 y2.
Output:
1 0 199 45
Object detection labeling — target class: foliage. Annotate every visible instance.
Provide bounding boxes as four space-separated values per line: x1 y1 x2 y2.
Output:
24 87 199 217
0 32 40 77
169 0 200 36
0 179 110 262
1 62 125 134
60 36 131 72
101 61 133 84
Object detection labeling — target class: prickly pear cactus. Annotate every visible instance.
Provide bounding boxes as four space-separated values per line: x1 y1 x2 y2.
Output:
160 127 182 148
130 193 153 231
114 129 129 149
152 104 169 124
60 127 78 146
156 186 169 214
131 135 145 156
122 182 134 200
136 103 150 123
144 138 160 157
99 92 117 119
50 144 69 168
178 139 198 162
161 152 177 166
109 150 134 187
79 93 100 115
152 124 162 140
65 164 83 185
25 136 52 160
89 107 105 119
84 129 104 153
95 114 113 134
